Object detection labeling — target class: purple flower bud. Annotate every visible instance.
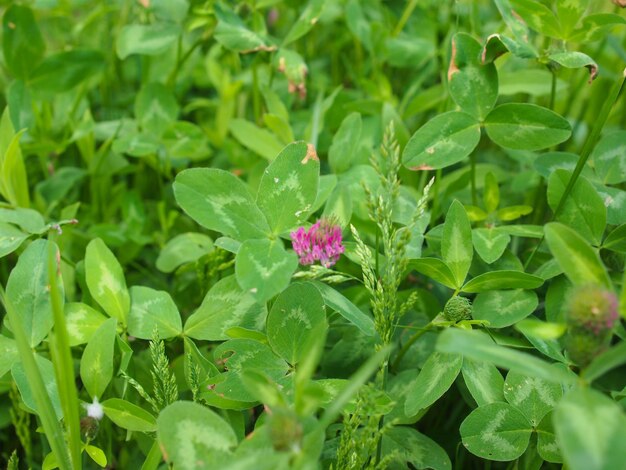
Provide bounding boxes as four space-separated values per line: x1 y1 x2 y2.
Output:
565 284 619 335
290 219 344 268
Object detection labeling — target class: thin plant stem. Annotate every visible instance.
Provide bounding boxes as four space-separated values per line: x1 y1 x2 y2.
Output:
391 321 435 371
393 0 418 37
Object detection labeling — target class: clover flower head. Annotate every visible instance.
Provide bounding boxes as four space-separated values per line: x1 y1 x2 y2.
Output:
565 284 619 335
291 218 344 268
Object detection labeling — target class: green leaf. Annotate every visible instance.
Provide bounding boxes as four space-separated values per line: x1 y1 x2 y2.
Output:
64 302 107 347
328 113 363 173
235 238 298 303
509 0 561 38
0 222 28 258
2 5 45 80
80 318 117 399
544 222 611 288
282 0 325 46
484 104 571 150
536 411 562 463
554 387 626 470
408 258 458 289
503 370 562 426
102 398 157 433
135 83 179 136
462 271 544 293
0 109 30 208
29 50 105 93
556 0 589 36
472 228 510 264
85 238 130 326
549 51 597 82
256 142 319 234
116 23 180 59
382 426 452 470
311 281 375 336
402 111 480 170
472 289 538 328
156 233 213 273
6 239 62 347
12 355 63 420
461 358 505 406
591 131 626 185
581 341 626 383
158 401 237 469
214 4 272 53
547 170 606 245
460 402 532 461
266 282 327 365
603 224 626 253
448 33 498 119
442 200 473 289
173 168 270 240
128 286 182 340
228 119 284 160
437 329 577 384
184 275 266 341
0 335 18 378
404 352 462 415
85 445 107 468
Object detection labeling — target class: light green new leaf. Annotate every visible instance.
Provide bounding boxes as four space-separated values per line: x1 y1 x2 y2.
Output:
503 370 562 426
437 329 577 384
442 201 473 288
12 355 63 420
80 318 117 399
311 281 375 336
544 222 611 288
64 302 107 346
116 24 180 59
382 426 452 470
460 402 532 461
472 228 510 264
102 398 157 433
156 232 213 273
85 238 130 326
267 282 327 365
547 170 605 245
173 168 270 240
554 387 626 470
229 119 284 160
448 33 498 119
472 289 538 328
484 103 571 150
402 111 480 170
6 239 62 347
235 238 298 303
408 258 458 289
256 142 320 234
128 286 182 339
158 401 237 469
462 359 505 406
184 275 266 341
0 109 30 208
462 271 544 293
404 352 462 415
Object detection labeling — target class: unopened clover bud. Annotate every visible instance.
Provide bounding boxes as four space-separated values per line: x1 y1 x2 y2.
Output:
565 284 619 335
266 408 303 452
564 327 611 368
80 416 100 441
443 296 473 322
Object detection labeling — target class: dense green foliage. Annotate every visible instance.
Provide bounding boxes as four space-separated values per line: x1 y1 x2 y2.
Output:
1 0 626 469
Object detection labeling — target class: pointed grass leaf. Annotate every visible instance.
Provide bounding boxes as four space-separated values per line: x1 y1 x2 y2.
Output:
547 170 605 244
235 238 298 303
462 359 505 406
460 402 532 461
404 352 463 415
544 222 611 288
311 281 375 336
462 271 544 293
6 239 62 347
64 302 107 347
554 387 626 470
402 111 480 170
382 426 452 470
503 371 562 426
116 24 180 59
173 168 270 240
85 238 130 326
256 142 320 234
536 411 562 463
2 5 45 79
29 50 105 94
437 329 577 384
80 318 117 400
0 335 18 378
184 275 266 341
448 33 498 119
158 401 237 469
156 233 213 273
472 228 510 264
472 289 538 328
591 131 626 184
408 258 458 289
128 286 182 339
102 398 157 433
0 110 30 208
267 282 327 365
484 104 571 150
442 200 473 288
12 355 63 420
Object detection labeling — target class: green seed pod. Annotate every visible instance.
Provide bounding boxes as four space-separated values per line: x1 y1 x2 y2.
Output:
443 296 472 322
564 327 611 368
565 284 619 334
267 408 303 452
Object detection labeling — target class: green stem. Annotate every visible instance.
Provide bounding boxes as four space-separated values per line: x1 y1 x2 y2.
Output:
470 151 477 206
549 66 557 111
391 321 435 371
393 0 419 36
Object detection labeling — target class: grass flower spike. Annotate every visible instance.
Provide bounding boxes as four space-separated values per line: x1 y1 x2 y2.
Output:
291 218 344 268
